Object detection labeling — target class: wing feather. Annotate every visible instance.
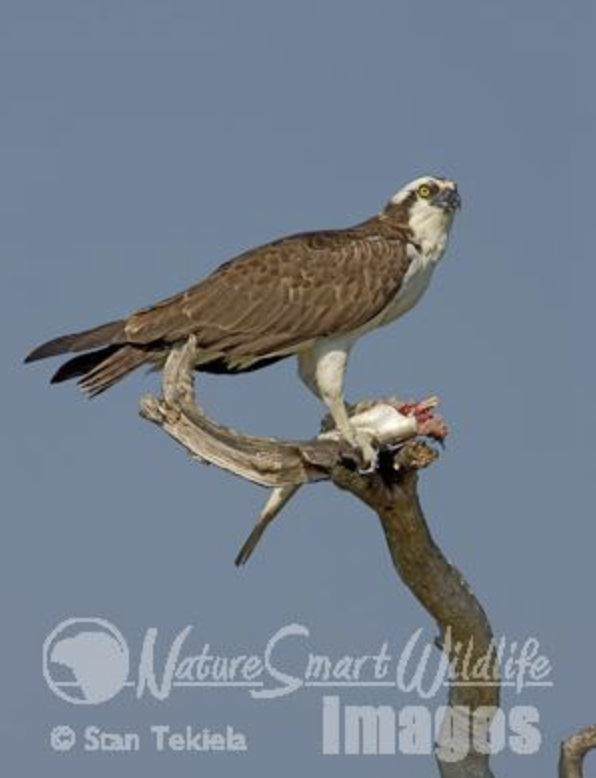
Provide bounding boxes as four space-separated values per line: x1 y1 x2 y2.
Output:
123 229 410 361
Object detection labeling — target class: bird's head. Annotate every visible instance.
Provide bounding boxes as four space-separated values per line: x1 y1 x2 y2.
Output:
383 175 461 253
389 175 461 214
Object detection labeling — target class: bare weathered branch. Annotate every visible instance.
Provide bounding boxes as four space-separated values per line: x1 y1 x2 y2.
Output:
139 336 593 778
139 338 438 490
140 338 346 487
559 725 596 778
330 455 498 778
234 484 300 566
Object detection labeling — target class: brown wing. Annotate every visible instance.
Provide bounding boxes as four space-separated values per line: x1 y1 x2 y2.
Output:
122 229 411 365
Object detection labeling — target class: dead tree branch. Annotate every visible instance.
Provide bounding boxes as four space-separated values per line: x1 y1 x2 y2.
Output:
139 338 593 778
560 725 596 778
330 455 499 778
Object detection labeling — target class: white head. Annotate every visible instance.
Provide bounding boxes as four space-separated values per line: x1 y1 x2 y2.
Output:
388 175 461 256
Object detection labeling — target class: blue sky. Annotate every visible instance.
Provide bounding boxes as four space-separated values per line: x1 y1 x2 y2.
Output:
2 1 595 775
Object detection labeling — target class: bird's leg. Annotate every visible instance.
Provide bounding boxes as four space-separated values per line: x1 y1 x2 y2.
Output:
298 343 377 470
325 396 378 470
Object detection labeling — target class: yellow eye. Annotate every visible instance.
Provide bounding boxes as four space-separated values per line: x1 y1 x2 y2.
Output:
417 184 431 198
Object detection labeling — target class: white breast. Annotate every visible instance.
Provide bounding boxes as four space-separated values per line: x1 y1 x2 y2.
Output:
378 243 439 327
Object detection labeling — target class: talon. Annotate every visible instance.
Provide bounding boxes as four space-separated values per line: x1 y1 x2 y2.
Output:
345 428 378 471
358 448 379 474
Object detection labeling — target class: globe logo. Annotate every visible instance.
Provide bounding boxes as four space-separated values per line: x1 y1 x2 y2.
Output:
43 618 130 705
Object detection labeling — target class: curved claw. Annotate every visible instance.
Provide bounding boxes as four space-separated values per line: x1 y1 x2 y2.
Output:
345 428 378 473
358 448 379 474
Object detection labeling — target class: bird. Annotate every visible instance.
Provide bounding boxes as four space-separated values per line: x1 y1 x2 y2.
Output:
25 175 461 466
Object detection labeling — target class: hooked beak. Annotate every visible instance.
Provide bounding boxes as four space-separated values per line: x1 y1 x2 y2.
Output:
433 187 462 212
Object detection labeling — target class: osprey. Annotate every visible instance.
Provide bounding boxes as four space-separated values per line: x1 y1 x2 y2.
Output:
25 175 461 464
